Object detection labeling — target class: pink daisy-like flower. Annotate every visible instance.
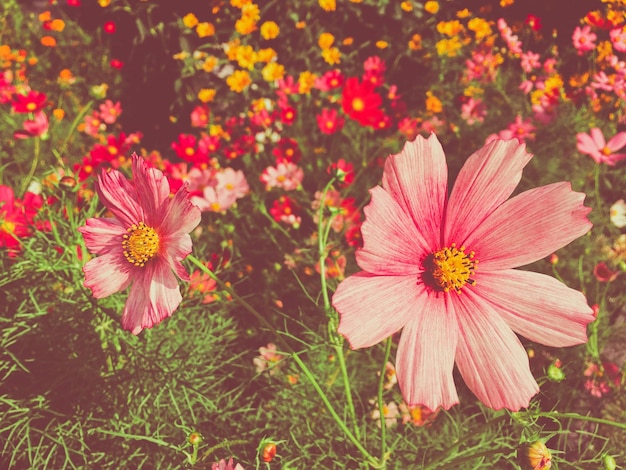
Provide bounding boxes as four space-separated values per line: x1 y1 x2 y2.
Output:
572 25 597 55
79 153 201 334
576 127 626 165
332 134 594 411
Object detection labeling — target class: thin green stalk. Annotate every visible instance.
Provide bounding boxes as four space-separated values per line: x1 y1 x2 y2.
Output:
593 163 601 210
377 338 393 463
20 136 40 195
334 342 360 440
317 178 336 312
538 411 626 431
291 353 381 469
187 254 377 466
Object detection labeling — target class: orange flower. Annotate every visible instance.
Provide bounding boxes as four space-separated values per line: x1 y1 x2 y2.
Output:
41 36 57 47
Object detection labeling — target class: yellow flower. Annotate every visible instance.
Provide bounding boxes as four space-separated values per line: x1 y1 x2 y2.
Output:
463 85 483 97
52 108 65 121
569 72 589 88
183 13 199 29
58 68 76 85
196 22 215 38
235 17 257 35
298 71 316 94
467 17 492 41
173 51 190 60
230 0 251 7
236 45 257 70
260 21 279 40
198 88 216 103
201 56 218 72
596 40 613 63
38 11 51 22
499 0 514 6
424 1 439 14
349 0 363 2
437 20 463 37
425 91 442 113
41 36 57 47
225 39 241 61
456 8 470 18
209 124 226 138
241 3 260 21
257 48 277 62
319 0 336 11
98 0 111 6
295 21 306 29
436 37 463 56
226 70 252 92
262 62 285 82
49 19 65 32
408 33 422 50
318 32 335 50
376 40 389 49
401 1 413 12
321 47 341 65
343 37 354 46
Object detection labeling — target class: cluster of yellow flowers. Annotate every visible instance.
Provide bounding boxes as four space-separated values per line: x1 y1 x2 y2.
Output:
318 32 341 65
182 13 215 38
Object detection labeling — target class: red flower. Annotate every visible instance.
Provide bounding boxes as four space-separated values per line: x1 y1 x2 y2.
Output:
172 134 208 164
341 77 383 128
272 137 301 163
110 59 124 69
593 262 619 282
317 108 344 135
12 90 47 113
525 14 542 31
270 195 301 228
103 21 116 34
1 186 43 255
327 159 355 187
281 106 297 125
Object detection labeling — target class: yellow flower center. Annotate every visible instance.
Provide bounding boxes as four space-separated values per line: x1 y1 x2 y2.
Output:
26 102 37 111
122 222 160 267
352 98 365 112
428 243 477 293
601 146 612 156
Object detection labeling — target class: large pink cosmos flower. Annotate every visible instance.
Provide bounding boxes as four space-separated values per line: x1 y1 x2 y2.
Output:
79 153 201 334
332 134 594 411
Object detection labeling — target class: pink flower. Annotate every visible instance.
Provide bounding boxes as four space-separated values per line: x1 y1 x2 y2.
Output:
316 108 345 134
572 25 597 55
332 134 594 411
212 458 244 470
460 97 486 126
520 51 541 73
191 168 248 212
498 115 536 143
260 162 303 191
190 105 209 128
14 111 49 139
78 154 201 334
576 127 626 165
593 262 619 282
98 100 122 124
610 27 626 53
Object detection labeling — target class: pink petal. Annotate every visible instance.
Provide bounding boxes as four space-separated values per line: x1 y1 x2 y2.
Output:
96 167 143 227
162 233 193 281
607 152 626 165
355 186 426 275
159 186 202 238
395 292 459 411
83 252 132 298
131 154 172 227
465 182 592 270
381 134 447 251
333 273 425 349
474 270 594 347
452 292 539 410
121 260 181 334
590 127 607 149
576 132 602 163
78 217 124 255
444 139 533 245
607 132 626 152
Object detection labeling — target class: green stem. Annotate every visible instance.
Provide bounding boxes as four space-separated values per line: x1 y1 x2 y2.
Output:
377 338 393 463
537 411 626 431
187 254 377 466
317 177 337 313
21 136 40 195
593 163 601 211
335 342 360 440
291 353 381 468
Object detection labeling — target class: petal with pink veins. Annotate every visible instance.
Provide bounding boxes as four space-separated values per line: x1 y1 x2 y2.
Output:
452 292 539 410
590 127 606 149
474 270 594 347
334 273 425 349
607 131 626 152
78 217 124 255
83 252 133 298
356 186 427 275
96 168 143 227
396 292 459 411
445 139 533 245
132 154 172 226
465 182 592 270
160 187 202 238
381 134 447 251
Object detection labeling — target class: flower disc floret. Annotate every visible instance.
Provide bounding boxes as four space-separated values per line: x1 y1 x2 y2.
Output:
122 222 160 267
427 244 477 293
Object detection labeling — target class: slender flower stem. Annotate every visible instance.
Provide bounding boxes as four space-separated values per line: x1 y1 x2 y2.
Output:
317 177 337 312
377 337 393 463
21 136 40 195
186 254 377 466
538 411 626 430
291 353 381 468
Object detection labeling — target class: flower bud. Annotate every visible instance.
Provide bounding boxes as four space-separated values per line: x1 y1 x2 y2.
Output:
262 442 277 462
526 441 552 470
188 432 203 446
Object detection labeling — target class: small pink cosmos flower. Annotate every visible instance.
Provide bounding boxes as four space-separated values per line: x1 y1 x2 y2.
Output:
576 127 626 165
332 134 594 411
260 161 303 191
212 458 245 470
610 27 626 53
79 153 201 334
98 100 122 124
572 25 597 55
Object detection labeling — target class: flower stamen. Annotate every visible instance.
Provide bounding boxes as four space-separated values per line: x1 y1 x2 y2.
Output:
427 243 477 293
122 222 160 267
